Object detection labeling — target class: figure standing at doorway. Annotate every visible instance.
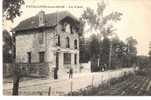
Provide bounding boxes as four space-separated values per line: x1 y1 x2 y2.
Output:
54 67 58 79
69 67 73 79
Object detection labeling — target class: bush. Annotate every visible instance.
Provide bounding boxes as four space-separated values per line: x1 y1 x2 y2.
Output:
135 69 147 76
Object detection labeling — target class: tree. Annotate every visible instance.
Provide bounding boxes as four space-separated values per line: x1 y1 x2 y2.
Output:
3 30 12 63
3 0 25 95
88 34 100 72
137 56 150 69
126 36 138 67
79 37 90 63
108 36 121 68
149 50 151 67
3 0 25 22
114 40 128 67
89 34 100 58
149 41 151 55
148 41 151 67
81 1 122 39
149 51 151 57
100 37 110 67
81 1 122 70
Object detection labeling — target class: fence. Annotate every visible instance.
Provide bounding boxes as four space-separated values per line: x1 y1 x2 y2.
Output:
3 67 136 95
3 63 13 77
47 68 136 96
3 63 49 78
15 63 49 77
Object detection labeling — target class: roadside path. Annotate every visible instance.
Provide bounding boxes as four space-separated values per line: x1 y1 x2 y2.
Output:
3 68 135 95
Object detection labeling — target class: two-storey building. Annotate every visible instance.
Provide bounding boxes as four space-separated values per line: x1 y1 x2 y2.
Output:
14 11 81 79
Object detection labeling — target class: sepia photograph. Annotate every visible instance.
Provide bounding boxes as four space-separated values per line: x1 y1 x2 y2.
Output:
2 0 151 96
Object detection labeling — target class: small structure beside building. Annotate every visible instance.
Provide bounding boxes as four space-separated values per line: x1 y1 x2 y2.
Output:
80 61 91 73
14 11 82 79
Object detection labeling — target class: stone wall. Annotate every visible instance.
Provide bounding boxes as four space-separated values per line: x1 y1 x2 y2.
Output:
15 63 49 77
3 63 13 77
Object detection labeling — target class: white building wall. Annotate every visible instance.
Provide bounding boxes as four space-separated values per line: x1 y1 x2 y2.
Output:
16 30 47 63
15 22 80 78
16 33 36 63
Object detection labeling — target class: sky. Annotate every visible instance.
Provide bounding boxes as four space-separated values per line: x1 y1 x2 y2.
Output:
3 0 151 56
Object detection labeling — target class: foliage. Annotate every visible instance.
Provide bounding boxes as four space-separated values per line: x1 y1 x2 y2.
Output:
137 56 150 69
111 39 128 68
100 37 110 66
3 0 24 61
3 0 25 21
80 1 123 71
149 50 151 57
89 34 100 58
149 41 151 57
148 41 151 67
79 37 90 63
81 1 122 38
3 30 12 63
149 50 151 63
126 36 138 66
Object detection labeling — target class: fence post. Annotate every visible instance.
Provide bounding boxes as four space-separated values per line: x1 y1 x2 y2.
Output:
108 72 111 88
48 86 51 96
70 79 73 95
92 74 94 88
39 92 42 95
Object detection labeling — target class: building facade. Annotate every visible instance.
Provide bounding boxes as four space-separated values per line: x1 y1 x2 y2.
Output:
14 11 81 79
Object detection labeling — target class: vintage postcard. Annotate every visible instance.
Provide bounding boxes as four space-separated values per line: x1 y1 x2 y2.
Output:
2 0 151 96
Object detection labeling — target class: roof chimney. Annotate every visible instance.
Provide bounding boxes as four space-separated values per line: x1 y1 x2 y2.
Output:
38 10 45 27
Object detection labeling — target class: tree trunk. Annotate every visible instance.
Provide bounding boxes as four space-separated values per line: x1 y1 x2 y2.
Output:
12 74 20 95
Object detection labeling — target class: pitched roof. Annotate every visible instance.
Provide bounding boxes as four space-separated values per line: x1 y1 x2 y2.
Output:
14 11 80 32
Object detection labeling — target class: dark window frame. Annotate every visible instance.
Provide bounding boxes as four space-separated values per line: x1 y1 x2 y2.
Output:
74 39 78 49
64 53 71 65
66 37 70 48
56 35 61 46
39 51 45 63
38 29 44 44
62 23 67 32
74 54 77 64
70 26 73 34
27 52 31 63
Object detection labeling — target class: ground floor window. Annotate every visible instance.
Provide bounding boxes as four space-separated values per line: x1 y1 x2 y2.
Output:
74 54 77 64
39 51 45 63
27 52 31 63
64 53 71 64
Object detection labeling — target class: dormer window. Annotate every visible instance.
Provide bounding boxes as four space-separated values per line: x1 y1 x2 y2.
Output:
62 23 67 32
66 24 71 33
38 11 45 26
62 23 71 33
